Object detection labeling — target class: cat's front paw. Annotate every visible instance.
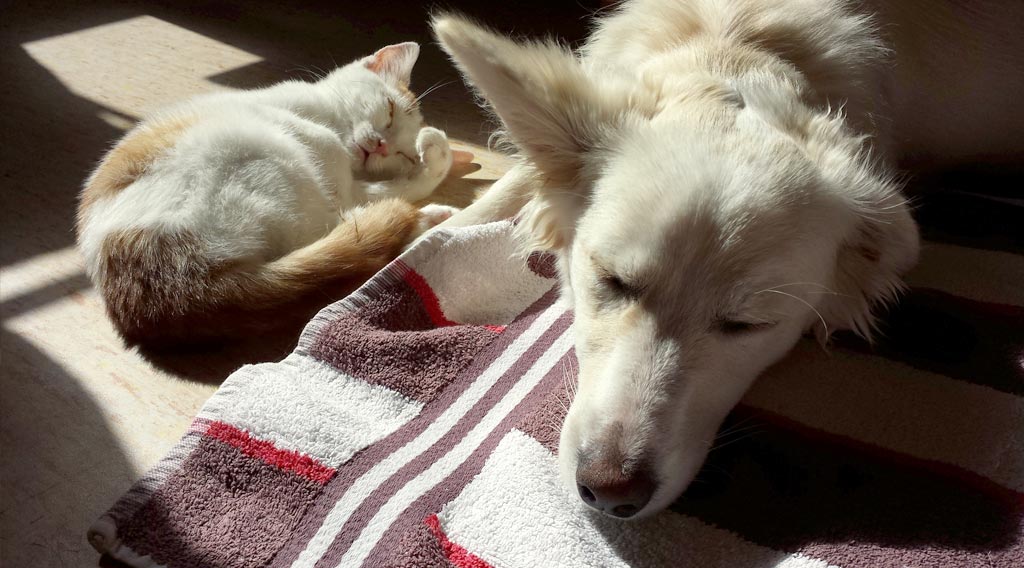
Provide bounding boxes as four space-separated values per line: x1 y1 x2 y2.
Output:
415 127 453 180
414 203 461 237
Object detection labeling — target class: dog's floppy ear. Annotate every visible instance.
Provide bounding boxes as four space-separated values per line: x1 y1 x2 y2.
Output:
806 116 920 340
827 202 918 340
432 14 620 184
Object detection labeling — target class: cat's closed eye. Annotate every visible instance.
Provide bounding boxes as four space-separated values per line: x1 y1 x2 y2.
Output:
386 98 395 129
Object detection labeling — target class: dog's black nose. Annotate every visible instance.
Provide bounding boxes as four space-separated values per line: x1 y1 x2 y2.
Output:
576 461 656 518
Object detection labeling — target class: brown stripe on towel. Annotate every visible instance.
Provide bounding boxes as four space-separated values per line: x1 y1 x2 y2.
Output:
527 251 558 279
674 405 1024 568
269 291 560 568
379 519 457 568
361 351 577 568
314 314 572 567
514 358 576 454
836 287 1024 395
118 436 323 568
310 274 500 403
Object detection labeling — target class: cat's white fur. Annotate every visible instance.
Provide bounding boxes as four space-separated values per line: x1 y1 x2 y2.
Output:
432 0 1023 518
78 42 458 345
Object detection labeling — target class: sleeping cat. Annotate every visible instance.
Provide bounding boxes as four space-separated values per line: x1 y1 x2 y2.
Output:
77 42 461 347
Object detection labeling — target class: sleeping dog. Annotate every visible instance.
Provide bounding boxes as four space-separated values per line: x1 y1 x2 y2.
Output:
431 0 1024 518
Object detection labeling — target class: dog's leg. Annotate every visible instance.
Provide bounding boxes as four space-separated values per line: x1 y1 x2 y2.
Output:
437 164 535 229
404 164 534 248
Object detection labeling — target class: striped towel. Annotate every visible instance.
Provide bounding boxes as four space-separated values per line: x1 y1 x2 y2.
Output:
89 192 1023 568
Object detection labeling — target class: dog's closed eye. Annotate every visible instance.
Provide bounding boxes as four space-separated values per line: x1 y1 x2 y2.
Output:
715 319 777 335
590 254 645 300
602 273 630 294
597 271 643 300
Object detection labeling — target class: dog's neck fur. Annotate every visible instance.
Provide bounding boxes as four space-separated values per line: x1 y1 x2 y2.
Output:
582 0 890 150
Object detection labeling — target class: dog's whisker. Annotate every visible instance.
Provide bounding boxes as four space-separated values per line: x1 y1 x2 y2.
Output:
715 422 763 441
714 415 760 437
716 423 765 442
756 289 830 338
697 462 736 483
556 398 570 413
714 429 764 446
561 358 578 402
708 432 759 453
755 282 850 298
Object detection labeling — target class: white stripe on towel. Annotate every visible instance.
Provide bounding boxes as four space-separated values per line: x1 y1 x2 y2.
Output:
336 330 574 567
292 304 566 567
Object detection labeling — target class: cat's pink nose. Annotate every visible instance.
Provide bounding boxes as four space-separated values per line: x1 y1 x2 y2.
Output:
370 140 389 156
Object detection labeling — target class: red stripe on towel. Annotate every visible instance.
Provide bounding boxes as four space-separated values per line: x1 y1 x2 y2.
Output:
401 264 505 333
205 421 335 485
425 514 494 568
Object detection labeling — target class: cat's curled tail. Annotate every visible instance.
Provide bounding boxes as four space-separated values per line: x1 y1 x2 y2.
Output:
93 199 449 347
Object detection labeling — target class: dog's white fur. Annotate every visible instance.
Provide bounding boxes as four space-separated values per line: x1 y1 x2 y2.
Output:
433 0 1024 517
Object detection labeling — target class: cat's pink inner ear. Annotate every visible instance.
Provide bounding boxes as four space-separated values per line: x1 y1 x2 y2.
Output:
365 42 419 86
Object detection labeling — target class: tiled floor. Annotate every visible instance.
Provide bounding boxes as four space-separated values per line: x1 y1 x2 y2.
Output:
0 2 596 565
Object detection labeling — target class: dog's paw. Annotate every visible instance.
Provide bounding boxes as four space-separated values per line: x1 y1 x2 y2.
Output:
414 203 460 236
415 127 453 180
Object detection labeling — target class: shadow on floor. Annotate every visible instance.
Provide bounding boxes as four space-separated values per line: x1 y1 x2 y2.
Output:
0 330 138 567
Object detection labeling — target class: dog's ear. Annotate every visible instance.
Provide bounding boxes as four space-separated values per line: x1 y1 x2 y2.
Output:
824 202 919 340
432 14 621 184
805 116 920 340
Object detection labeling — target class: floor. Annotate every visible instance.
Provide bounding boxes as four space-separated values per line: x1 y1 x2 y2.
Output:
0 2 597 566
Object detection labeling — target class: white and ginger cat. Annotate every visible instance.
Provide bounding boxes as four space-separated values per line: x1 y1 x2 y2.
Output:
77 42 462 347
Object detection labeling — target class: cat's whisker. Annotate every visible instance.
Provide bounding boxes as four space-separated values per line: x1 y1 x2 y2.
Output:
309 64 331 81
415 80 454 104
288 66 324 82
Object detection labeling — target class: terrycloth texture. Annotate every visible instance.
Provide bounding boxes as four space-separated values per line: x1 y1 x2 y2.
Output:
89 191 1024 568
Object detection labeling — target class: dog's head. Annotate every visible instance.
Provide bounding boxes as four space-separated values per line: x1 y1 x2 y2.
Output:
434 15 919 518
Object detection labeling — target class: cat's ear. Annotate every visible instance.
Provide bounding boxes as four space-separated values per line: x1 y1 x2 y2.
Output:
364 42 419 86
433 14 624 183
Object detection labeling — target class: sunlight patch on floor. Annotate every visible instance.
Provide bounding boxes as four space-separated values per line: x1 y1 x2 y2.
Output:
96 109 137 131
22 15 261 117
1 246 86 303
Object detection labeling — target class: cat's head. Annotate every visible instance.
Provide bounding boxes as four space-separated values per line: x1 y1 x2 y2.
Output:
323 43 427 177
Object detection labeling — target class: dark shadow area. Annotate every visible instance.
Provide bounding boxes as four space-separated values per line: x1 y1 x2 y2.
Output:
670 405 1022 558
589 398 1021 565
1 4 143 267
903 171 1024 255
136 333 300 384
834 287 1024 396
0 330 137 567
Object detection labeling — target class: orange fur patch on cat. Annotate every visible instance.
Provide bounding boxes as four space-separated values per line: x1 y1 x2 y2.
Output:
397 83 418 105
78 115 195 223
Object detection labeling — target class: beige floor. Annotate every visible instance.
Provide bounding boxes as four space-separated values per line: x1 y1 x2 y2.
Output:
0 2 595 566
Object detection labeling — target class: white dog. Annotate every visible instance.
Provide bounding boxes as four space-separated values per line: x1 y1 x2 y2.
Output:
431 0 1024 518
